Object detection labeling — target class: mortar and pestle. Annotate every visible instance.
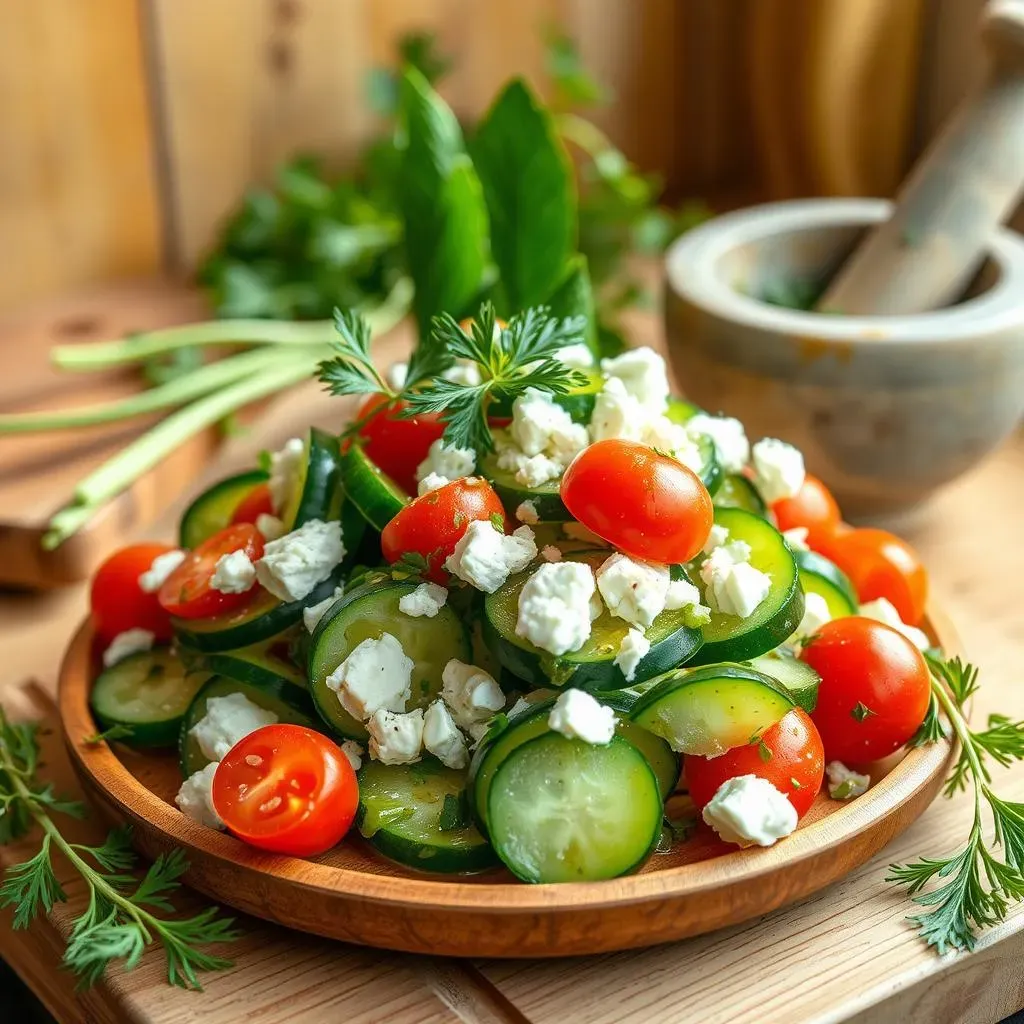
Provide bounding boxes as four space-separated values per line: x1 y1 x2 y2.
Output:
664 0 1024 519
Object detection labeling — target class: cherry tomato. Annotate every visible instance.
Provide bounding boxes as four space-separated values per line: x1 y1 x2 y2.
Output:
684 708 825 819
560 439 713 564
356 394 445 496
381 477 506 582
90 544 177 643
159 524 264 620
230 483 274 526
212 724 358 857
801 617 931 763
814 526 928 625
772 474 841 547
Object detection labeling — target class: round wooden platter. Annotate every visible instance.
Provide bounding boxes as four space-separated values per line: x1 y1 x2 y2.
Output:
59 613 958 959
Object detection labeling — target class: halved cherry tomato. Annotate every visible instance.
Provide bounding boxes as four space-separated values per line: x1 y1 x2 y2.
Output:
772 474 841 547
684 708 825 819
230 483 274 526
381 477 506 582
813 526 928 625
802 617 931 763
355 394 445 496
560 439 713 564
158 524 264 620
212 724 358 857
90 543 177 643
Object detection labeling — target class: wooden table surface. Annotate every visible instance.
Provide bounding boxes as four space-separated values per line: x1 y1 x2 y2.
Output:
2 281 1023 1024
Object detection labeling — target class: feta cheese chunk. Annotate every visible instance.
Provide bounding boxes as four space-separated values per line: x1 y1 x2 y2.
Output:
255 518 345 602
211 549 257 594
175 762 224 829
325 633 413 721
189 692 278 762
588 376 647 445
340 740 364 772
751 437 805 503
444 521 536 593
555 343 595 368
302 584 345 633
615 628 651 683
516 561 597 656
138 550 185 593
596 553 671 628
665 576 703 611
515 499 539 525
547 688 615 745
541 544 562 563
268 437 305 514
417 472 451 495
600 347 670 412
826 761 871 800
256 513 285 541
398 582 448 618
790 591 832 645
495 389 589 488
686 415 749 474
367 708 424 765
699 544 771 619
702 523 730 555
387 361 409 390
441 660 505 732
702 774 798 848
415 439 476 490
858 598 930 650
783 527 810 551
102 629 155 668
423 699 469 769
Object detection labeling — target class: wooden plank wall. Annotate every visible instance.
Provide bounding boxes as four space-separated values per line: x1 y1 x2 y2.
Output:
0 0 952 312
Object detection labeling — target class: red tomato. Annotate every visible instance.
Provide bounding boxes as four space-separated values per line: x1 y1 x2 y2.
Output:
212 724 358 857
230 483 274 526
356 394 445 496
159 524 264 620
802 617 931 763
772 474 841 546
90 543 177 643
381 477 506 582
684 708 825 819
560 439 713 564
814 526 928 625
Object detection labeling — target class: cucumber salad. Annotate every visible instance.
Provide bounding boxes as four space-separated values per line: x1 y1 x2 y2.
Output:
86 304 941 884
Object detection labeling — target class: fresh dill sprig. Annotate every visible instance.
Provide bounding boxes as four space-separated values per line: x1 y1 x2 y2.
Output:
886 656 1024 954
0 709 240 990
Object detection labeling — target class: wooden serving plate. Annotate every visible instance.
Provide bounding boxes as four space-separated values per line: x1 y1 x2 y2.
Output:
59 614 958 959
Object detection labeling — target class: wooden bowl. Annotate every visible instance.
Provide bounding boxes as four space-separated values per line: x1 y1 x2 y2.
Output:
59 614 958 958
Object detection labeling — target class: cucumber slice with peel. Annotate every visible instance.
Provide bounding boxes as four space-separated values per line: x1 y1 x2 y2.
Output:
795 550 858 619
713 474 768 517
748 651 821 713
280 427 344 529
178 470 268 549
341 441 409 532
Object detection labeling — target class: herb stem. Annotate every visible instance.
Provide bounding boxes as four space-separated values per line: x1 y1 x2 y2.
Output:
930 678 984 801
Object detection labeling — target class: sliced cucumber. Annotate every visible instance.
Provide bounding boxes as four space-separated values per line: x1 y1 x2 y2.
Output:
748 651 821 713
280 428 344 529
665 397 703 423
599 691 681 799
689 507 804 665
632 663 797 756
178 674 319 777
90 650 208 749
480 450 570 522
484 552 703 691
194 636 307 691
487 732 662 883
713 474 768 517
341 441 409 531
356 758 496 874
796 549 858 618
308 580 472 741
489 368 604 423
178 470 268 549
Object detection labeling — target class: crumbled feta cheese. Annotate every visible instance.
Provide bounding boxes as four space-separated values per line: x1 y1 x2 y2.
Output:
562 521 605 545
600 347 670 412
588 376 647 444
515 500 539 525
783 527 810 551
443 359 482 386
340 740 364 772
398 582 448 618
268 437 305 515
516 561 597 656
614 628 650 683
700 544 771 618
509 388 588 459
444 520 536 593
702 774 798 847
302 584 345 633
102 629 155 668
859 598 930 650
642 415 705 472
665 576 703 611
703 523 730 555
417 472 451 495
211 549 257 594
826 761 871 800
686 415 750 474
387 361 408 390
791 591 832 644
751 438 805 503
138 550 185 593
422 699 469 769
596 553 671 628
416 439 476 490
325 633 413 721
175 762 224 829
441 660 506 732
367 708 424 765
189 692 278 762
255 519 345 602
541 545 562 563
256 513 285 541
548 689 615 745
555 343 595 368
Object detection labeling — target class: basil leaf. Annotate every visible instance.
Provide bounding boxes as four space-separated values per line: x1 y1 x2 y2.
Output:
398 68 490 336
545 254 598 355
471 78 576 313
